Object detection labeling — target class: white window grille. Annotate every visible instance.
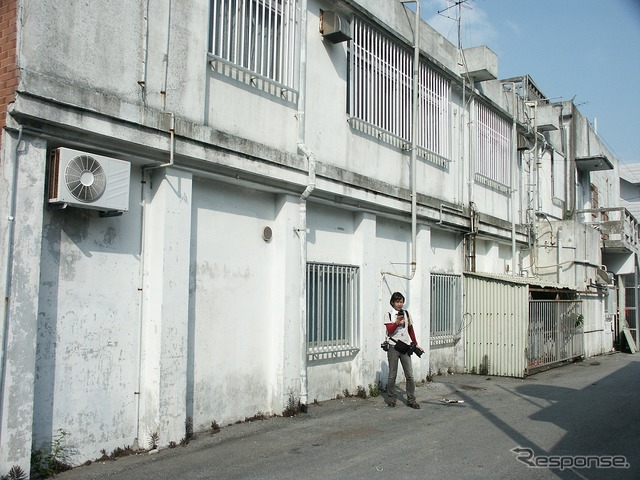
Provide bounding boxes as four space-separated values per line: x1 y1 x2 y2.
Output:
349 17 412 143
307 263 360 356
552 151 566 202
430 273 461 344
349 17 451 165
475 102 512 190
417 62 450 164
210 0 298 97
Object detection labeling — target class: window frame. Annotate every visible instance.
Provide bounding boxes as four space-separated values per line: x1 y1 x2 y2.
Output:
430 273 461 345
209 0 298 99
551 150 566 203
348 16 451 165
475 101 512 191
306 262 360 357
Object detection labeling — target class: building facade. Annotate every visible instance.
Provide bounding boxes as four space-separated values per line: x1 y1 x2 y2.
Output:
0 0 635 474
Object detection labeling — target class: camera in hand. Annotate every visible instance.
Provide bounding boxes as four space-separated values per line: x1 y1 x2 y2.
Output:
380 340 390 351
413 345 423 357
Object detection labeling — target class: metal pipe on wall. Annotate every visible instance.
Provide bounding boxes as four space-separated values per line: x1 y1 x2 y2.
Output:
0 126 23 447
296 0 311 411
382 0 419 281
508 82 517 275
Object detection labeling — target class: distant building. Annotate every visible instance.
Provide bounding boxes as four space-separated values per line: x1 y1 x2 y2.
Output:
619 164 640 221
0 0 636 475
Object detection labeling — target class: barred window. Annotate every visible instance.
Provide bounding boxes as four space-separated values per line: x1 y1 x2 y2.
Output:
417 62 451 163
552 151 566 202
349 17 412 142
307 263 360 355
475 102 512 190
210 0 298 92
430 273 461 344
349 17 451 164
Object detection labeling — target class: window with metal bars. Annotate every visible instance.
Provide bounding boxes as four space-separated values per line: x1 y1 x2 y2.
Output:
306 263 360 354
430 273 461 343
348 17 451 164
551 151 566 202
475 102 512 190
210 0 298 90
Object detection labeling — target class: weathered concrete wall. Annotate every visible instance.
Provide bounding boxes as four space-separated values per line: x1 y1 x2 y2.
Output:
189 177 289 429
0 134 47 470
0 0 623 474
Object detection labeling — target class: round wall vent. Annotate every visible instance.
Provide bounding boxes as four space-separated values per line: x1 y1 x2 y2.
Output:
262 226 273 243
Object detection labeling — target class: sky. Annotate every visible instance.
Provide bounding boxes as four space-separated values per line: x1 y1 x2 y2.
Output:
418 0 640 165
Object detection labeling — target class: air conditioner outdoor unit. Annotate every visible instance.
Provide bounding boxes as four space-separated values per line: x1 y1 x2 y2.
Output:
320 10 351 43
47 147 131 213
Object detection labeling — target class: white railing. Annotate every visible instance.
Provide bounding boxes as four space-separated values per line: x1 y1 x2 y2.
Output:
578 207 640 251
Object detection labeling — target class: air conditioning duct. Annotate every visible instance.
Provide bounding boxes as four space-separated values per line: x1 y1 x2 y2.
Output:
320 10 351 43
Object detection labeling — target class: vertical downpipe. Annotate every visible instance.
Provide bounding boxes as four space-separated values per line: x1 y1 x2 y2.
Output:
510 84 517 274
556 227 563 283
297 0 312 411
409 1 419 278
297 146 315 412
133 0 175 443
0 127 23 447
382 1 419 280
132 168 148 451
526 101 539 274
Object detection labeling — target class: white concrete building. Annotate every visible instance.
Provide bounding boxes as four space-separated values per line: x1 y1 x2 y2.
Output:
0 0 635 475
620 164 640 220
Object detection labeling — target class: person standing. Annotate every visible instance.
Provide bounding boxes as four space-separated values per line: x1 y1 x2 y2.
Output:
384 291 423 409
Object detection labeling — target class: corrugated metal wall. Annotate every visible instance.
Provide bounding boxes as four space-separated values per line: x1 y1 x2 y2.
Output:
464 274 529 377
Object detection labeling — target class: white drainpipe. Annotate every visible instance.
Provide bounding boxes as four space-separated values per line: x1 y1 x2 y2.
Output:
382 1 419 280
297 145 315 412
510 83 517 274
0 126 23 446
296 0 312 411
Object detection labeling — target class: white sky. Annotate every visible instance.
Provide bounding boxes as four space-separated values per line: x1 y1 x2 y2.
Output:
418 0 640 164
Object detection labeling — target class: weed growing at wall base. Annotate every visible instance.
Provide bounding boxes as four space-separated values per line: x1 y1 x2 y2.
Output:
0 465 26 480
368 383 380 397
30 429 74 478
511 447 630 470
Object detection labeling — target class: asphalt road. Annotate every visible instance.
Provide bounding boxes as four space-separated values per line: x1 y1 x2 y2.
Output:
56 352 640 480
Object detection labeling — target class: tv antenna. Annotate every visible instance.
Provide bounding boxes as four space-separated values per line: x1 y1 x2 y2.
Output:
437 0 472 50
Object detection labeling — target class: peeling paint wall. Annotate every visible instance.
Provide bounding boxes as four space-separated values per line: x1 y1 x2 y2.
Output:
189 177 286 428
33 167 143 459
1 135 47 470
0 0 626 475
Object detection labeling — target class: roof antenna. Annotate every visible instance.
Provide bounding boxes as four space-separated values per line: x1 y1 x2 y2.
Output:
437 0 471 50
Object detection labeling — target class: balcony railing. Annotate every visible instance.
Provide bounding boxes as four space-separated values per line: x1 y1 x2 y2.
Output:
576 207 640 253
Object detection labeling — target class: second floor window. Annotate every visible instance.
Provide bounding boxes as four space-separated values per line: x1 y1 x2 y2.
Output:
552 151 566 202
349 17 451 163
350 17 412 141
210 0 298 89
475 102 512 190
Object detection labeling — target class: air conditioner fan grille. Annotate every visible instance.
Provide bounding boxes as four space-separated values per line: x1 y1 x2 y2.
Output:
64 154 107 202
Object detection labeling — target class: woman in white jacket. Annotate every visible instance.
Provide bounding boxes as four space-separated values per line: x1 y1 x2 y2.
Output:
384 291 423 409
